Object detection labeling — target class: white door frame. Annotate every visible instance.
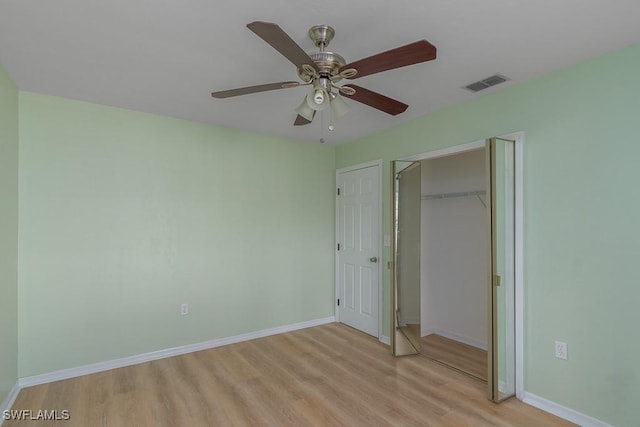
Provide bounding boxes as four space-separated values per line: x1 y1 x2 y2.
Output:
401 132 524 400
335 159 384 342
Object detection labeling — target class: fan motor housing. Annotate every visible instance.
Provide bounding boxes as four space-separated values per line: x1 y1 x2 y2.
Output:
297 25 346 82
297 51 346 82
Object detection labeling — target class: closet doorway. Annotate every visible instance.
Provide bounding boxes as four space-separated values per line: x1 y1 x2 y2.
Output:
391 136 520 402
420 148 488 381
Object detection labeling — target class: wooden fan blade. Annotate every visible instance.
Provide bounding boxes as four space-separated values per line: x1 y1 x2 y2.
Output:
247 21 320 72
342 84 408 116
339 40 436 79
294 114 313 126
211 81 300 98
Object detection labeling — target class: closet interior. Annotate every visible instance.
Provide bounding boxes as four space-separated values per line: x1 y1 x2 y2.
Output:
420 148 488 381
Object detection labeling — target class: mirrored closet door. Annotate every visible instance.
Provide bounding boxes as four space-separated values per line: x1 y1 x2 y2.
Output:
487 137 516 402
391 137 517 403
391 160 422 356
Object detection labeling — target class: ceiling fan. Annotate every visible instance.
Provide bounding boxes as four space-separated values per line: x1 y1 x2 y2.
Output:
211 21 437 126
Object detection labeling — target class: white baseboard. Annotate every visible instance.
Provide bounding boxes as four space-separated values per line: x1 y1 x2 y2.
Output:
0 382 21 426
423 328 488 351
379 335 390 345
522 392 612 427
18 316 336 388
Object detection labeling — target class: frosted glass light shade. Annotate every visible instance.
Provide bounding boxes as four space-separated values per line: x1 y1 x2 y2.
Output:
330 94 350 118
295 96 316 121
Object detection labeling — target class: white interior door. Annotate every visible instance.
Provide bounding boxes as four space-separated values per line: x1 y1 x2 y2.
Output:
337 164 380 337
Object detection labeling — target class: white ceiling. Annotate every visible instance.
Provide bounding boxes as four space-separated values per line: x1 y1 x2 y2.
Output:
1 0 640 145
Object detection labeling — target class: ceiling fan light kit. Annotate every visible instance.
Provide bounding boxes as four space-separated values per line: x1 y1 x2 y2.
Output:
211 21 437 130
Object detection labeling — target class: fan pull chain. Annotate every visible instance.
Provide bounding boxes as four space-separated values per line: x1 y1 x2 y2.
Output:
328 107 335 131
327 110 335 131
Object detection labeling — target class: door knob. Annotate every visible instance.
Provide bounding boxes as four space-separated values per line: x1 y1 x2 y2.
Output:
369 257 378 263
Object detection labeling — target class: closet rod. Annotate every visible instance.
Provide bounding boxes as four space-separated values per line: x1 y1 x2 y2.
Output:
421 190 486 200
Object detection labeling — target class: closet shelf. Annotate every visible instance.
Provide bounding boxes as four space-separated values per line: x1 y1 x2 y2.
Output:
421 190 486 200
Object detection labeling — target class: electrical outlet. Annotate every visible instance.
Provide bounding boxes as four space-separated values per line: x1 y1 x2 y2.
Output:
554 341 568 360
180 303 189 315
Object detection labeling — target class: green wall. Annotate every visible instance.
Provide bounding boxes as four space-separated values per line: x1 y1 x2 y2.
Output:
336 43 640 426
17 93 336 377
0 63 19 404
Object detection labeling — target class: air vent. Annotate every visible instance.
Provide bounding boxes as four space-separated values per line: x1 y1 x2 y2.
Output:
463 74 510 92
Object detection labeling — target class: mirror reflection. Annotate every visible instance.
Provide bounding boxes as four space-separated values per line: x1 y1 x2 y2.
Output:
392 160 422 356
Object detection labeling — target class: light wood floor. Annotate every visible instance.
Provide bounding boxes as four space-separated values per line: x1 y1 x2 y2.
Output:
7 323 574 426
420 334 488 381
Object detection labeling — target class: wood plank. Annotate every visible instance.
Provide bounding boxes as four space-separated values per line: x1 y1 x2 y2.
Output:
421 333 488 381
5 323 573 426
